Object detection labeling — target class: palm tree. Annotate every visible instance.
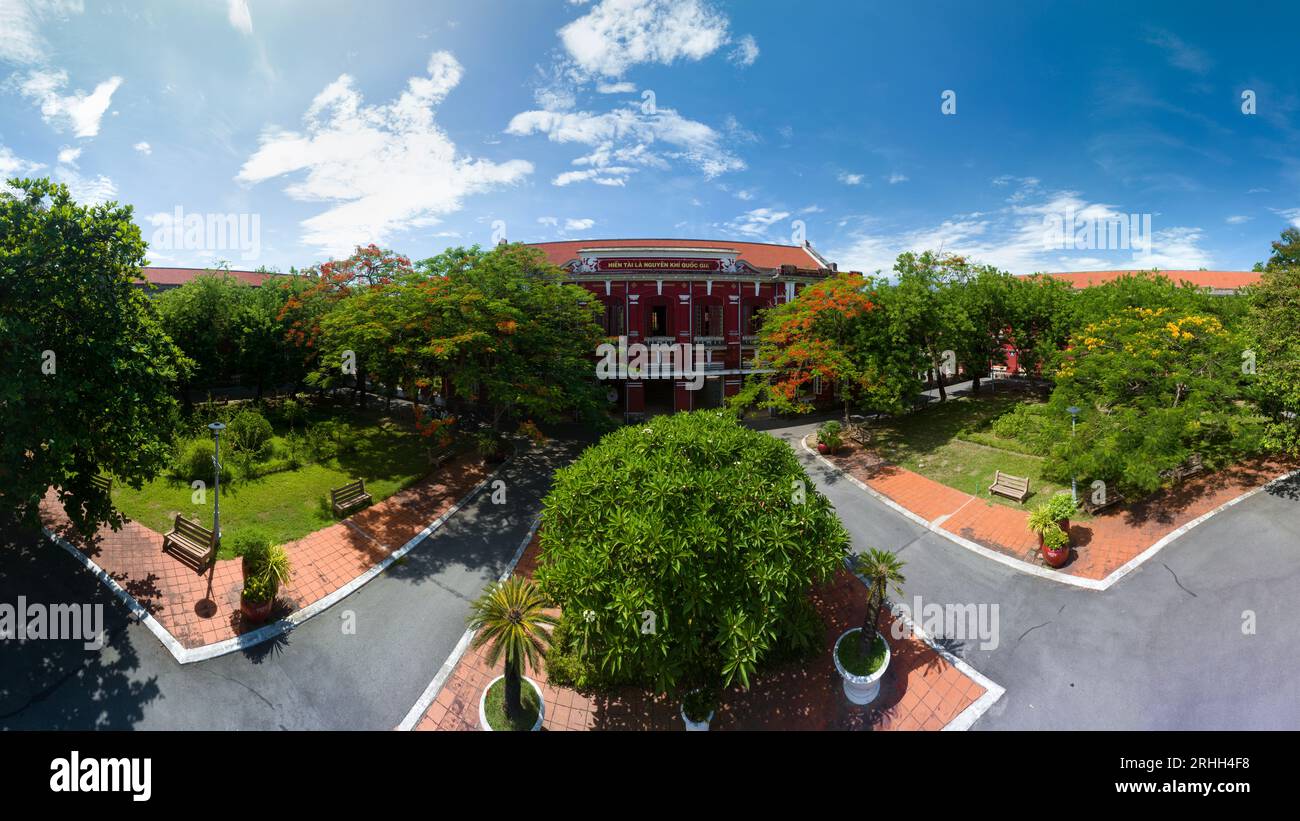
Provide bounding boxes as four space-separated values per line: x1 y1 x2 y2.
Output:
851 549 906 655
467 575 557 724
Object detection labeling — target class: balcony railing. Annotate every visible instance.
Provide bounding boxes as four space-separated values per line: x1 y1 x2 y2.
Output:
645 336 676 345
695 335 725 345
742 335 759 345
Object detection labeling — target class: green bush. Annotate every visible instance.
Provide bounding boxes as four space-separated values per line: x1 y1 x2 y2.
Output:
817 420 843 450
241 574 275 604
535 410 849 694
172 438 232 483
227 409 273 458
989 403 1064 456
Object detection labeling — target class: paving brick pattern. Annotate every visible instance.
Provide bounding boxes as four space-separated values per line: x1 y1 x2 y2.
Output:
415 534 987 731
40 457 491 649
823 438 1294 580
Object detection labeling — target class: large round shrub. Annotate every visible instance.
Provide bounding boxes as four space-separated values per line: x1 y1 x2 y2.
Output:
536 410 849 694
227 409 273 457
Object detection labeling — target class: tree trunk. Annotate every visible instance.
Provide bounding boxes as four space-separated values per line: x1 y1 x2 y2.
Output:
972 374 981 393
355 363 366 409
860 593 881 655
503 658 524 724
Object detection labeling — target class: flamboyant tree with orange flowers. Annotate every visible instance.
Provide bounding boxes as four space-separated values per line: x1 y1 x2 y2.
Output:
730 272 924 422
279 244 414 407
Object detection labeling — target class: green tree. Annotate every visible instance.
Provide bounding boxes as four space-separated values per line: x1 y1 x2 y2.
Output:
1045 306 1262 495
1243 260 1300 455
467 575 557 726
1256 226 1300 272
890 251 972 401
731 272 922 421
850 549 905 656
535 411 849 694
0 178 190 532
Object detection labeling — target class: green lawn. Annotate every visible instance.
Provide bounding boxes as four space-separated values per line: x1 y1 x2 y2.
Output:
864 392 1077 511
111 406 435 558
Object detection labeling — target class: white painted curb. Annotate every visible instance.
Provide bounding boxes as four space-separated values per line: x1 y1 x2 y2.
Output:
800 435 1298 592
397 514 542 731
44 460 508 665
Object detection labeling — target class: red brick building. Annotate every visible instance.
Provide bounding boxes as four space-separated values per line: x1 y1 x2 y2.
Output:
529 238 840 419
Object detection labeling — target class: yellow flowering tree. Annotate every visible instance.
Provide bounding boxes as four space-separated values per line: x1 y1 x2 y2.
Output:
1045 306 1265 494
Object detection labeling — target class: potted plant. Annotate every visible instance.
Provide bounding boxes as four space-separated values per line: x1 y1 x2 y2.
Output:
240 575 275 623
1028 493 1076 568
475 430 510 464
817 420 843 455
467 575 557 731
680 686 719 731
239 541 292 622
837 549 906 704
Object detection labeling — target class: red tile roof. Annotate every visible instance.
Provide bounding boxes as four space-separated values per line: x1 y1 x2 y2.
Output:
140 267 276 287
527 238 831 271
1033 269 1260 291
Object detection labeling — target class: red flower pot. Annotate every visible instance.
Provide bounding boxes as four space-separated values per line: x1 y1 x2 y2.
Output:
1038 532 1071 568
241 595 273 623
817 442 830 454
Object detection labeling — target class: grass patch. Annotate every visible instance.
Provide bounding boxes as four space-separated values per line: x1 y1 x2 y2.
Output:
837 630 887 676
484 676 540 731
112 405 434 559
863 393 1077 510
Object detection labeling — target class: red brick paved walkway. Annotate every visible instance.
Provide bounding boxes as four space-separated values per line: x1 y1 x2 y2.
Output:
820 437 1295 581
415 534 990 731
40 456 492 649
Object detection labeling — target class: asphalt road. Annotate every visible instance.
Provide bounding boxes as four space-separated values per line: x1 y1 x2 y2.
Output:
780 421 1300 730
0 440 579 730
4 415 1297 730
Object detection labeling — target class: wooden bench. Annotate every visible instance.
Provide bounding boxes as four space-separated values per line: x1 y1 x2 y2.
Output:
1160 453 1205 484
91 474 112 494
989 470 1031 502
163 514 215 567
330 479 372 517
1082 491 1124 515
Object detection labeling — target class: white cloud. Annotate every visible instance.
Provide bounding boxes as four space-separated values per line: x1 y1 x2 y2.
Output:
596 81 636 94
1276 208 1300 228
507 103 743 186
565 217 595 231
237 51 533 256
56 145 79 164
559 0 733 78
537 216 559 227
226 0 252 34
729 34 759 67
0 0 83 66
838 171 864 186
1144 28 1211 74
133 141 152 155
723 207 791 239
18 69 122 137
1225 214 1251 225
735 189 753 201
831 179 1211 276
54 165 115 203
0 144 44 178
887 172 908 184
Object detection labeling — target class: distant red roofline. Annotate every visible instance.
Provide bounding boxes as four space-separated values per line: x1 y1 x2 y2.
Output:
1024 269 1260 291
139 266 280 287
526 237 832 272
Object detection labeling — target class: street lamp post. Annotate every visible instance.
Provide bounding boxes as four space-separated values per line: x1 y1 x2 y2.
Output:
1066 406 1080 505
208 422 226 558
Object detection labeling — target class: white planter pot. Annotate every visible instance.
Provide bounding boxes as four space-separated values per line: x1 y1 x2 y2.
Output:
479 675 545 731
680 706 715 731
833 628 891 705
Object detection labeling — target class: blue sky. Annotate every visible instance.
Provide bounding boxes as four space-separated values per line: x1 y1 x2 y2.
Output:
2 0 1297 274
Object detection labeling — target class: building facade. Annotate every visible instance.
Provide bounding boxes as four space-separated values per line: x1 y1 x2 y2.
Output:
529 239 841 419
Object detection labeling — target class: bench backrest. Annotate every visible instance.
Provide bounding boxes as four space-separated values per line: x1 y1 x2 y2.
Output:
993 471 1030 492
332 480 366 500
91 475 112 492
174 515 214 546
